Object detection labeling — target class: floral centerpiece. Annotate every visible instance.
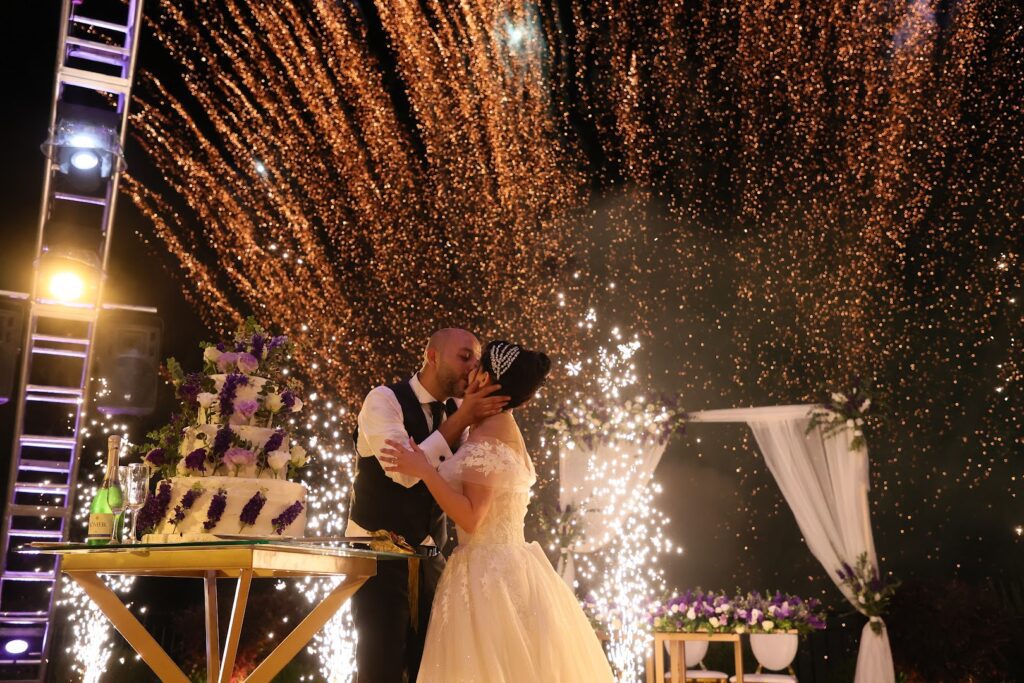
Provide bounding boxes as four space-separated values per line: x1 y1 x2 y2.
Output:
836 553 899 634
135 318 309 481
652 590 826 636
806 379 881 451
651 589 736 633
734 591 827 636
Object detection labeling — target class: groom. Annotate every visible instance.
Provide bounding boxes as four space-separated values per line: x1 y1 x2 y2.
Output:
348 328 509 682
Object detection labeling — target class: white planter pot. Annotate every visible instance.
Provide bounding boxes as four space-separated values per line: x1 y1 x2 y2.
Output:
750 632 798 671
664 638 709 667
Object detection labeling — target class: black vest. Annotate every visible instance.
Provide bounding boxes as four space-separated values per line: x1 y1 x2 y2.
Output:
349 379 448 546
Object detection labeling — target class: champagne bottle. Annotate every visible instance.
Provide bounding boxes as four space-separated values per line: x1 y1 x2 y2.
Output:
86 435 124 545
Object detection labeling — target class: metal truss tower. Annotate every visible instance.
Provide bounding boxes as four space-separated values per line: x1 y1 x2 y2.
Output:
0 1 145 680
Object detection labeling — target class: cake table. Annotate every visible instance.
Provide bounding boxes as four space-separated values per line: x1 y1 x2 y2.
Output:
38 539 417 683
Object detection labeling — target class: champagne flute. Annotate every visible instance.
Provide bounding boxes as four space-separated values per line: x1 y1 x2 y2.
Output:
124 463 150 544
108 466 127 543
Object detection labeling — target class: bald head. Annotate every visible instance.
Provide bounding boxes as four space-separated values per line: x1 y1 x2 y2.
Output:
423 328 476 363
419 328 481 399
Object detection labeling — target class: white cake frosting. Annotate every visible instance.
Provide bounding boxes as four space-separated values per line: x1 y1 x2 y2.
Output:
143 475 307 543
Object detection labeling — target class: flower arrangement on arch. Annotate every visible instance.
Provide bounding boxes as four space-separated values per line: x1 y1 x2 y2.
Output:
545 393 688 450
806 379 881 451
836 552 899 634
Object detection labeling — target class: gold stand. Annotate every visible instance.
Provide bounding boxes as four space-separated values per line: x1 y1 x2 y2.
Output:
55 543 376 683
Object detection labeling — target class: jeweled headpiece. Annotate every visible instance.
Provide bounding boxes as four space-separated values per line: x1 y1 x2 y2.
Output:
489 343 521 380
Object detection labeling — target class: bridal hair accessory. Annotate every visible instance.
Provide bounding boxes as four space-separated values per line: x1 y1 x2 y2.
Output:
490 343 521 380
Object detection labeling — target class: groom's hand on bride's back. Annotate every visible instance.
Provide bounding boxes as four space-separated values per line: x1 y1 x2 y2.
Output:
439 382 509 447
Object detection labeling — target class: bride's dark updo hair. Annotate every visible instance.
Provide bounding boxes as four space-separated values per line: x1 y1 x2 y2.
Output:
481 341 551 410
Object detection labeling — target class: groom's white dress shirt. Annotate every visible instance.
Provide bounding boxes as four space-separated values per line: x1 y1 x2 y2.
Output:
345 373 463 544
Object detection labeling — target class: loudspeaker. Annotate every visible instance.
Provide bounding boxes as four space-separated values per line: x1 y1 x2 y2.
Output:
0 304 25 405
94 313 162 415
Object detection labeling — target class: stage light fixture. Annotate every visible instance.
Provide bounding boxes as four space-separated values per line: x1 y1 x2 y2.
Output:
69 149 100 171
47 271 86 303
41 104 125 180
36 245 102 307
3 639 28 655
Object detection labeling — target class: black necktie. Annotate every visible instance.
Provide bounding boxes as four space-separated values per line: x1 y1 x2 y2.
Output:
428 401 444 431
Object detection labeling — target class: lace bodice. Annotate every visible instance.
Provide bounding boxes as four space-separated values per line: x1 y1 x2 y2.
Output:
439 437 536 545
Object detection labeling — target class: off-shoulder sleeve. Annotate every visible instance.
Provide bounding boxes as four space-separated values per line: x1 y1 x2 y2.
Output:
442 437 535 492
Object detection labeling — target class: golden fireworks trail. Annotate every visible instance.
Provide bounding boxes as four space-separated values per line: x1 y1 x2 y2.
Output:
126 0 605 410
112 0 1024 674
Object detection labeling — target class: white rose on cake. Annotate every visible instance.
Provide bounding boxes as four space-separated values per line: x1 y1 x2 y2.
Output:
290 445 307 467
203 346 222 364
265 393 283 412
267 449 290 473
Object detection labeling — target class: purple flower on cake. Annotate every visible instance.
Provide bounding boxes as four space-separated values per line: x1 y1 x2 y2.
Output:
145 448 165 467
280 390 296 411
135 480 172 535
177 373 204 405
271 501 304 535
215 342 226 352
236 352 259 375
280 388 304 413
239 489 268 531
223 447 255 473
263 430 284 454
250 333 266 360
170 484 205 531
231 399 259 424
216 351 240 373
184 447 208 473
211 424 233 458
268 335 287 351
203 488 228 531
218 373 248 418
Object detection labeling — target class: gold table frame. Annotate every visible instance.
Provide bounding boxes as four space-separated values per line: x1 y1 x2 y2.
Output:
47 542 387 683
650 632 745 683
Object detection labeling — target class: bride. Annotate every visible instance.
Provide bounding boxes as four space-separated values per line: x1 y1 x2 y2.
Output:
380 341 614 683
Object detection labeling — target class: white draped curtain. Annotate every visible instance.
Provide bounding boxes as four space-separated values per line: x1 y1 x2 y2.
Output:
689 405 895 683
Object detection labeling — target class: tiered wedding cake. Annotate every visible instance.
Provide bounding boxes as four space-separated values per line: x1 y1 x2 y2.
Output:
137 321 310 542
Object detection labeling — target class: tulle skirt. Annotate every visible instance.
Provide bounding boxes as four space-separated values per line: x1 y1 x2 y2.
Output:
417 541 615 683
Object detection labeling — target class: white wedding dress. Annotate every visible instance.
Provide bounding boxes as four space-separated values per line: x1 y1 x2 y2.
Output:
417 416 614 683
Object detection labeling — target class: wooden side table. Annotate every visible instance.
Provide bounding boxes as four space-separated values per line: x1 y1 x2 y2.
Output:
651 631 744 683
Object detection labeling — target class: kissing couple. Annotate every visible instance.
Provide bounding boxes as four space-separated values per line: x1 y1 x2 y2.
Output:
347 328 613 682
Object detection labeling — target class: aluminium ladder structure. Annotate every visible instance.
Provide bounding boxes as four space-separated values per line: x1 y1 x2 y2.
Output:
0 1 145 680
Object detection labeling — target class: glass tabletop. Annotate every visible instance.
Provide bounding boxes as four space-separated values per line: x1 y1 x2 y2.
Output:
24 538 435 561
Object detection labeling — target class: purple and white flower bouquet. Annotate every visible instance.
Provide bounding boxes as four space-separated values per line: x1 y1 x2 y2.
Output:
836 552 899 634
806 378 881 451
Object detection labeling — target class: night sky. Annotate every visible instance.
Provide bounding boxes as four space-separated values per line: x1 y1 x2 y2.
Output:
2 1 1022 680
